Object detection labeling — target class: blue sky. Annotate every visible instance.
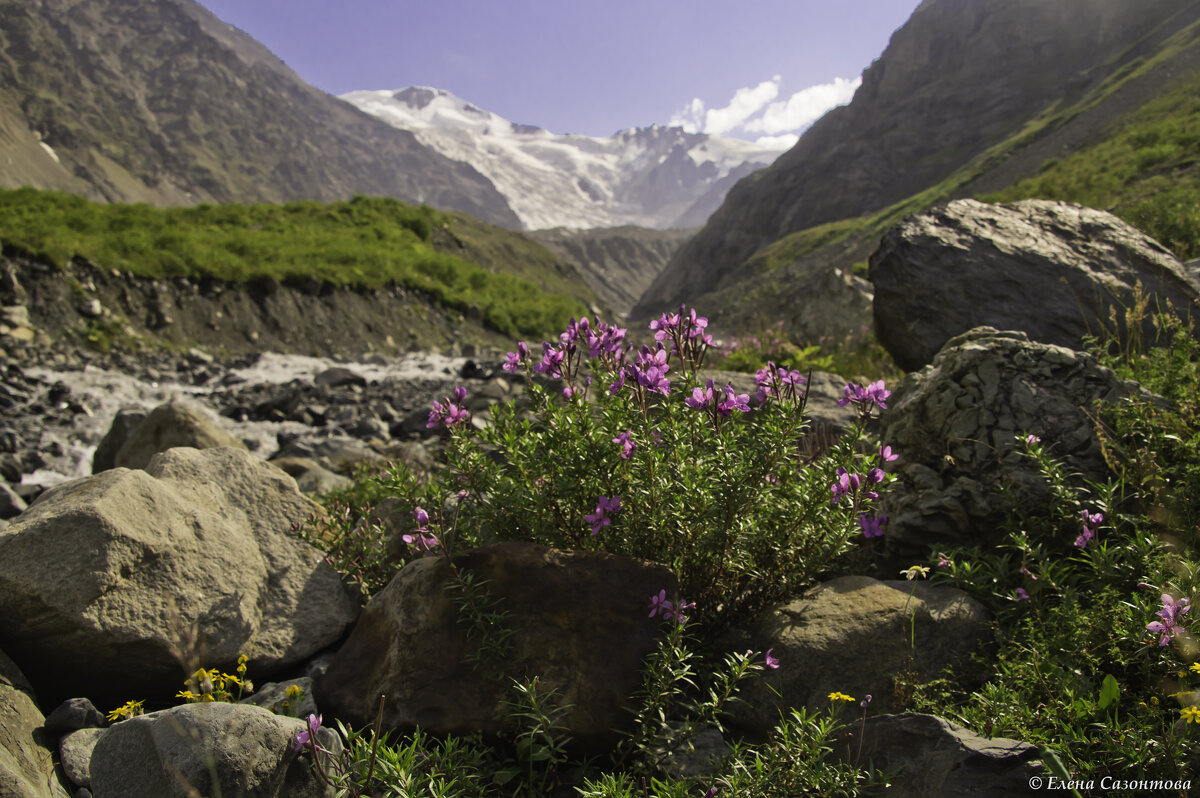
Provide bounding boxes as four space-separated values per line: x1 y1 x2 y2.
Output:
194 0 920 144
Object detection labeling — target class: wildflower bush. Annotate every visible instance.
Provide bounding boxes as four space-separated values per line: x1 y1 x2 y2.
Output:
382 307 896 630
283 306 896 795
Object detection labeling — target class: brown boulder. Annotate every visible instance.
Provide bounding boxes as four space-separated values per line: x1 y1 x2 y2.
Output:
316 541 677 751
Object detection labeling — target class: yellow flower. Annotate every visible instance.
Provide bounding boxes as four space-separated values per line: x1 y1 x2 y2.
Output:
106 699 145 722
1190 662 1200 676
901 565 930 581
828 691 856 703
237 654 248 675
286 684 305 700
1181 706 1200 724
176 690 197 702
1151 696 1160 706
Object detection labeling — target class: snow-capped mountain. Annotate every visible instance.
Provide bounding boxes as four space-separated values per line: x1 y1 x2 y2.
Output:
340 87 787 230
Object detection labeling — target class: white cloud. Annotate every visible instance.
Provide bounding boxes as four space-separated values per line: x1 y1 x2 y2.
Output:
744 76 862 135
753 133 800 150
669 97 706 134
701 76 781 136
671 74 861 147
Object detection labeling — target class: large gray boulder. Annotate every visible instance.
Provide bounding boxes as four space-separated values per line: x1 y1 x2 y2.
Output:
96 399 247 472
732 576 988 734
879 327 1151 548
870 199 1200 371
316 541 676 751
0 447 358 708
833 713 1042 797
89 703 335 798
0 648 70 798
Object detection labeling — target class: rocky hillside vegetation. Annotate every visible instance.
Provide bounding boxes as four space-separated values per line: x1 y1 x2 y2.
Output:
0 0 518 226
0 188 599 354
637 0 1200 335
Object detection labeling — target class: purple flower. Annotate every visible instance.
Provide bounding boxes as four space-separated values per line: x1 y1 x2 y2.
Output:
1015 588 1030 601
502 343 528 373
649 589 673 619
1024 433 1042 445
649 311 680 342
878 445 898 462
703 788 718 798
292 713 326 753
830 467 861 503
585 320 627 358
857 514 887 539
1074 509 1103 549
1148 593 1191 646
936 553 951 567
413 508 429 529
837 380 891 413
612 430 636 459
764 648 780 670
649 590 693 623
686 379 716 410
426 393 471 429
585 495 621 535
608 368 627 396
534 342 566 379
673 598 696 623
716 383 751 417
402 532 441 556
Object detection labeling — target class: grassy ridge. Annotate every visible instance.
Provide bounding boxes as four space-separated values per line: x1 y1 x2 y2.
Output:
982 73 1200 258
0 188 591 338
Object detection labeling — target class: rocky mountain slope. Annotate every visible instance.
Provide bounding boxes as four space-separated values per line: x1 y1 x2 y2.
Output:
342 87 783 230
527 226 694 317
637 0 1200 322
0 0 519 227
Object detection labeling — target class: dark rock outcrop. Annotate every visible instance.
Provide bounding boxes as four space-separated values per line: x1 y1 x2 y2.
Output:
316 541 676 751
879 327 1153 549
870 200 1200 371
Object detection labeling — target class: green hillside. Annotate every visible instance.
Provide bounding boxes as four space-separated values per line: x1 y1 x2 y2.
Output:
981 73 1200 258
0 188 593 338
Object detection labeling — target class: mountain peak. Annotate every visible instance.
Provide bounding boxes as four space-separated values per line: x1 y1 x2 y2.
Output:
342 88 784 230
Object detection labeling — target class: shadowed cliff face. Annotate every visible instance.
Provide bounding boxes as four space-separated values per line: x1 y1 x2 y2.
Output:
0 0 519 227
637 0 1198 317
